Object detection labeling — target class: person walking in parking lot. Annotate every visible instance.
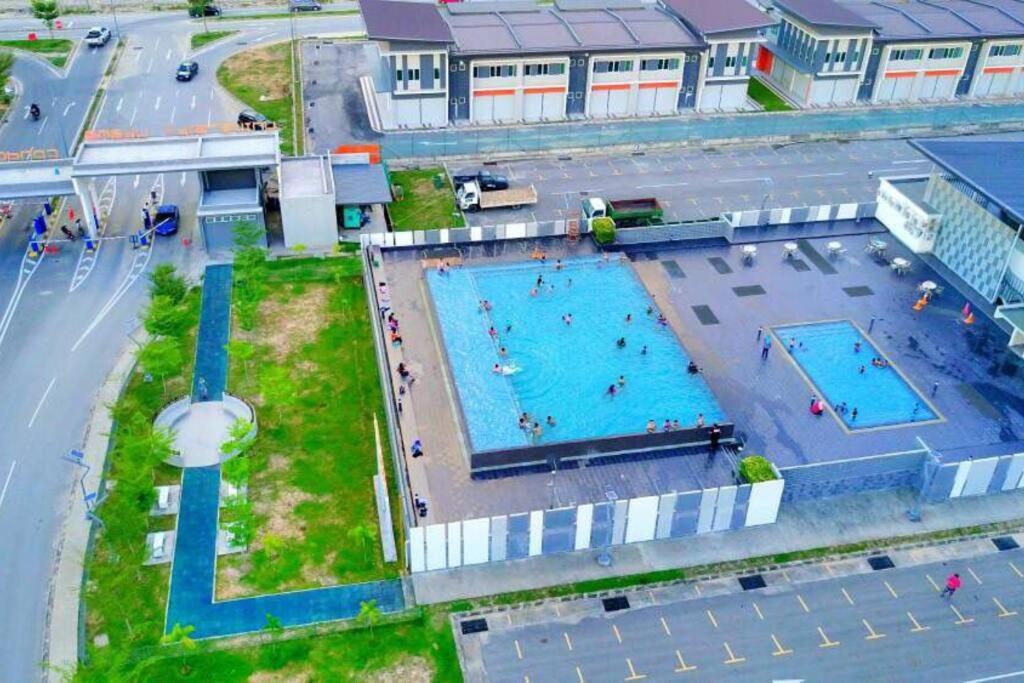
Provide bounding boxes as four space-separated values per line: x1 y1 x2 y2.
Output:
941 572 961 599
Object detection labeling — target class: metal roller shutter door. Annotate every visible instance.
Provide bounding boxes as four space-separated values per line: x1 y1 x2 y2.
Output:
608 88 629 116
523 93 543 121
636 87 657 114
590 89 610 117
493 94 515 122
542 91 564 119
473 95 495 123
654 87 676 113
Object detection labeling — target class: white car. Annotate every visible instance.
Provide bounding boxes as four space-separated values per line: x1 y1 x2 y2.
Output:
85 27 111 47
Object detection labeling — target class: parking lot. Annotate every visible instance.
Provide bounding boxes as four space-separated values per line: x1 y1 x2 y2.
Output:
445 138 930 227
460 536 1024 682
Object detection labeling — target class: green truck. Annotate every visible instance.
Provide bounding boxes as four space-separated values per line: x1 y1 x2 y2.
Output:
581 196 664 228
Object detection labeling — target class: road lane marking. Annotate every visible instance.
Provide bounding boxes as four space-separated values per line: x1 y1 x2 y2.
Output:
817 626 839 648
190 94 196 109
169 105 176 124
612 624 622 643
154 95 162 111
636 182 688 189
660 616 671 636
968 568 983 585
133 174 140 188
862 619 886 640
674 650 697 673
884 581 899 599
116 96 123 112
37 116 48 135
722 642 745 665
797 595 810 613
505 613 511 625
0 461 15 511
752 602 764 620
893 159 928 165
907 611 930 632
28 376 56 428
129 105 137 127
796 172 846 178
180 172 187 186
693 583 702 596
994 597 1018 618
841 588 855 605
623 658 646 681
647 590 657 605
1011 562 1024 579
782 570 792 583
706 610 718 629
147 57 154 73
926 574 941 592
62 101 75 117
950 604 974 625
514 639 523 659
965 671 1024 682
576 666 584 682
771 634 792 656
165 48 172 60
563 632 573 651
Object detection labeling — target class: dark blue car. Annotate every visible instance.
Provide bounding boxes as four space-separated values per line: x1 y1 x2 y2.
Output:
153 205 179 236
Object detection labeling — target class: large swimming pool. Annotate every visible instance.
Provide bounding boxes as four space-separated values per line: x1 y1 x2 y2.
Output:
426 257 725 452
774 320 939 430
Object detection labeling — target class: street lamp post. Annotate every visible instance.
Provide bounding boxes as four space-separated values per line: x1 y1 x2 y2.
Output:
110 0 121 38
907 437 939 522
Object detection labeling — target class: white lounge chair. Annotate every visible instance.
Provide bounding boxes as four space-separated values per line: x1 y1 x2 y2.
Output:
151 532 167 559
157 486 170 511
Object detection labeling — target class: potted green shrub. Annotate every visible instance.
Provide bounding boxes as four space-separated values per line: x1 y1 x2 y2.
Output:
738 455 776 484
591 216 616 246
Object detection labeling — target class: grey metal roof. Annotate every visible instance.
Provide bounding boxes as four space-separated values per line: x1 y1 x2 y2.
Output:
332 162 393 205
442 3 701 55
359 0 454 43
911 138 1024 224
838 0 1024 40
280 156 333 200
773 0 877 29
662 0 775 36
73 133 280 177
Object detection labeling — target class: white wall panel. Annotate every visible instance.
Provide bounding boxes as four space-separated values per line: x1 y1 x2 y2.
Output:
529 510 544 556
712 485 737 532
1003 453 1024 491
836 203 857 220
697 488 718 534
745 479 785 526
624 495 659 543
462 517 490 565
655 493 677 539
574 504 593 550
962 456 999 497
446 522 462 568
409 526 426 573
425 524 447 571
949 460 971 498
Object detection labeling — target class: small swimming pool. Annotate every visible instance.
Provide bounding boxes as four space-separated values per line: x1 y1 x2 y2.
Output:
426 257 725 452
774 320 939 430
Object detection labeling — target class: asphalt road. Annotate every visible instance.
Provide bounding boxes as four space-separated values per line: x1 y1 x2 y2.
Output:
450 138 933 228
0 10 361 681
472 545 1024 682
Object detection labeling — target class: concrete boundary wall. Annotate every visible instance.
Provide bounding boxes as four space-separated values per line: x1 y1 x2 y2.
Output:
725 202 877 229
407 478 785 573
925 452 1024 503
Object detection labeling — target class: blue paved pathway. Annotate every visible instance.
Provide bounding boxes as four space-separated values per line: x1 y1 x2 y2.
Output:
381 101 1024 159
165 264 405 638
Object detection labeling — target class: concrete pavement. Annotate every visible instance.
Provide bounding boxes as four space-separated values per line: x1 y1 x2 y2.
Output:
461 533 1024 682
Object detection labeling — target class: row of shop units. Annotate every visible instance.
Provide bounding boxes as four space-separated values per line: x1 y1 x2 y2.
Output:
761 38 1024 106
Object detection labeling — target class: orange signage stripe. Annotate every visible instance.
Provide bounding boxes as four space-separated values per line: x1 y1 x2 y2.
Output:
884 71 917 79
591 83 631 91
523 86 567 95
638 81 679 90
473 88 516 97
984 65 1015 74
924 68 960 77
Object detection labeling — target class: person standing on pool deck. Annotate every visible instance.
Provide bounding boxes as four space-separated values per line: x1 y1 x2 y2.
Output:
709 423 722 450
757 325 763 342
761 335 772 360
646 420 657 434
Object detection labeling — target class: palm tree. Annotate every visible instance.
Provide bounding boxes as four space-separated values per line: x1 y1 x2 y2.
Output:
356 600 382 638
160 622 197 674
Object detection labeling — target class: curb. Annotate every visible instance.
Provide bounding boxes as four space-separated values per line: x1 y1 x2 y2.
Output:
43 329 147 681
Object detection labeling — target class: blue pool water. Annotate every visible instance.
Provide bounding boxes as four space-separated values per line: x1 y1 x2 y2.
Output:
774 321 938 430
426 257 724 452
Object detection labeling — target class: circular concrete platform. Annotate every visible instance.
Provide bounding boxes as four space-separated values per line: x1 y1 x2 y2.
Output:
155 395 256 468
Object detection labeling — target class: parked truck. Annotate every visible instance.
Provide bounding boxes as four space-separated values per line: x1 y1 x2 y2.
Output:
581 196 664 228
457 181 538 212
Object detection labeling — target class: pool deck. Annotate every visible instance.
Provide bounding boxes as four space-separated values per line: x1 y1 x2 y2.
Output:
381 224 1024 525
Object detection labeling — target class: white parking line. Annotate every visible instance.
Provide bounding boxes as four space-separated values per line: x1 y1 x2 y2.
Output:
893 159 928 165
180 172 187 186
147 57 154 73
0 461 15 511
190 94 196 109
28 377 56 429
62 101 75 117
129 105 137 127
965 671 1024 683
133 174 140 188
636 181 689 189
153 95 162 111
37 116 48 135
169 105 176 123
796 172 846 179
116 96 123 112
165 48 172 61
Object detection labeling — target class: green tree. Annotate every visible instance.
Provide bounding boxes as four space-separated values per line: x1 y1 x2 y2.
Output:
30 0 60 39
259 366 296 420
149 263 187 304
262 613 285 666
139 338 182 392
233 220 265 250
143 295 189 338
225 497 255 547
261 531 284 558
188 0 210 32
160 622 197 675
355 599 382 638
346 523 378 564
225 339 256 383
220 416 254 458
0 53 15 107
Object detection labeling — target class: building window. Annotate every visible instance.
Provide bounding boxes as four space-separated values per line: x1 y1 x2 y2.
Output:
724 55 737 68
408 68 420 82
990 44 1022 57
596 60 633 73
890 48 923 61
824 52 831 63
472 65 516 78
928 46 963 60
707 56 715 69
741 55 748 67
434 67 440 81
835 50 847 63
396 69 403 82
524 63 566 76
641 58 680 71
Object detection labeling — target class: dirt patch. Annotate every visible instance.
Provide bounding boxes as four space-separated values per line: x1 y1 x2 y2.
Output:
255 286 331 361
256 488 315 541
221 42 291 101
249 668 312 683
217 562 250 600
365 656 434 683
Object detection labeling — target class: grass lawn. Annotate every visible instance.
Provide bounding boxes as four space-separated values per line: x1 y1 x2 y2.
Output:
190 30 237 51
0 38 74 68
387 168 465 231
217 41 298 155
216 257 402 598
747 77 793 112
